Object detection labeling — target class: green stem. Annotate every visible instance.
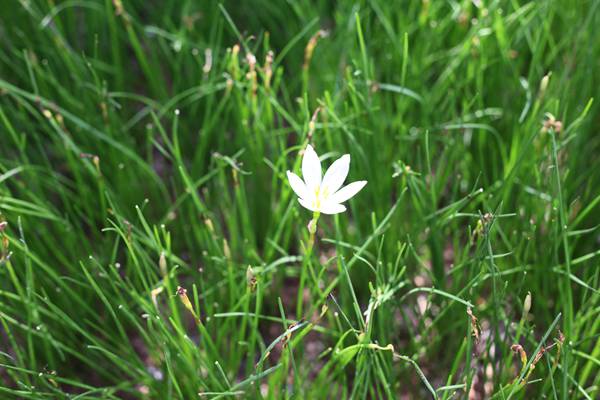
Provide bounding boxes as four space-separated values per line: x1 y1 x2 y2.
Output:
296 212 320 318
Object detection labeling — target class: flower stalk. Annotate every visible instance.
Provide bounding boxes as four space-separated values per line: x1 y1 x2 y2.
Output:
306 211 320 255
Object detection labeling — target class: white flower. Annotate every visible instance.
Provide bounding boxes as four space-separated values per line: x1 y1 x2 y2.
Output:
286 145 367 214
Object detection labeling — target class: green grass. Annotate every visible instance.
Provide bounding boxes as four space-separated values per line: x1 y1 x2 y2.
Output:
1 0 599 398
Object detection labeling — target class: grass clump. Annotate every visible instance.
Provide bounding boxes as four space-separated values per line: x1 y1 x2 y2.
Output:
1 0 599 398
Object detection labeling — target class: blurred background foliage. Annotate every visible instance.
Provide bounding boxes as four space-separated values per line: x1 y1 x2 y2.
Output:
0 0 599 398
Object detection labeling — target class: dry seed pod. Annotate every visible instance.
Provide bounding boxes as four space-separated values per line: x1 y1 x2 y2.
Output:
246 265 257 292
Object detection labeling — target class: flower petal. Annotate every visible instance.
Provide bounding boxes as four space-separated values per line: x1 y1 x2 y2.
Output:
286 171 309 200
302 144 321 190
298 197 318 212
321 154 350 197
319 202 347 215
330 180 367 204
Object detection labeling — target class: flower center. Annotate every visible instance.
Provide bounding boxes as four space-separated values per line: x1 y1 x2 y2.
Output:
313 186 330 209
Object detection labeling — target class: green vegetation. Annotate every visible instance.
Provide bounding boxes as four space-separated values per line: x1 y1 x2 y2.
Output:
1 0 599 398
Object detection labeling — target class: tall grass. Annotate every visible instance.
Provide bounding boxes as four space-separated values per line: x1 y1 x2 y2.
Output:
0 0 599 398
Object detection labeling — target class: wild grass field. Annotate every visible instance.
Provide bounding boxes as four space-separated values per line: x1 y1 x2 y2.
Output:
1 0 599 398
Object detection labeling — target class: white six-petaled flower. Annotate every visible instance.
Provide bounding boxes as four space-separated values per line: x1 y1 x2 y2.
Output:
286 145 367 215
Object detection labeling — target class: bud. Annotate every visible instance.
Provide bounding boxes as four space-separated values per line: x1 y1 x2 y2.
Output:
176 286 188 305
522 291 531 318
203 48 212 75
112 0 124 16
303 30 328 70
245 52 256 68
177 286 199 323
307 218 317 235
307 107 321 141
264 50 274 89
0 221 7 232
151 286 164 307
539 72 551 98
204 217 214 233
159 252 167 276
100 101 108 121
92 156 100 172
320 304 328 318
245 53 257 98
223 239 231 259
